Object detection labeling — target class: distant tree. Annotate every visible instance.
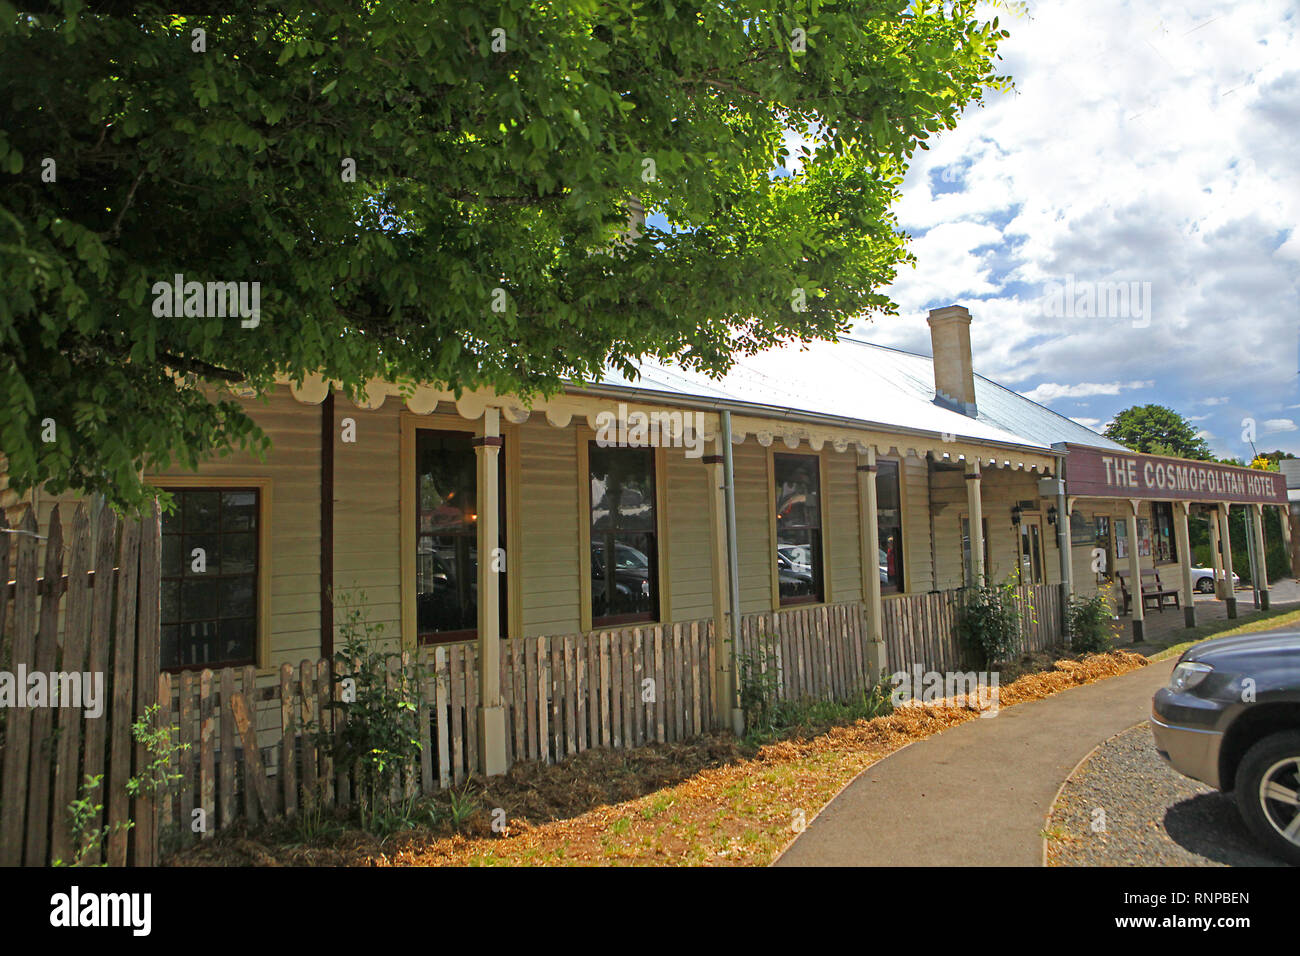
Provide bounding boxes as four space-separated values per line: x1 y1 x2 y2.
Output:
1259 449 1297 463
1104 405 1212 460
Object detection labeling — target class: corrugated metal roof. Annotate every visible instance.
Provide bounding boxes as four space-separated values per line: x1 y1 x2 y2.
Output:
592 336 1127 453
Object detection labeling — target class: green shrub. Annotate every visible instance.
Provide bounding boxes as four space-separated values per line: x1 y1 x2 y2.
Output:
1067 586 1120 654
737 641 782 735
324 591 423 833
958 577 1023 667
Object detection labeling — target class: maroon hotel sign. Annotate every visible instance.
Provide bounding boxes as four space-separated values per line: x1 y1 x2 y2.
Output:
1062 443 1287 505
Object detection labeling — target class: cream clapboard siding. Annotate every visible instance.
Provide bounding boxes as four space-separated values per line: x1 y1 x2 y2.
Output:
900 455 933 594
825 452 862 603
21 388 321 676
332 398 401 651
664 449 713 622
928 465 965 590
161 388 322 672
517 417 582 636
731 441 774 613
927 465 1065 591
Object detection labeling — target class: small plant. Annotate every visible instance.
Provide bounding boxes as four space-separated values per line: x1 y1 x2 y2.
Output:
446 782 481 831
52 775 130 867
323 590 423 833
1067 586 1120 654
958 576 1023 667
292 779 343 844
126 704 189 799
738 637 782 734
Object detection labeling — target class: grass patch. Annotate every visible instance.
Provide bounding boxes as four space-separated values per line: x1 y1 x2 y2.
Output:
1151 606 1300 662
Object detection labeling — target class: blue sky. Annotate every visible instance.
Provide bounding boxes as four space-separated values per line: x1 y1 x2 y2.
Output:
841 0 1300 460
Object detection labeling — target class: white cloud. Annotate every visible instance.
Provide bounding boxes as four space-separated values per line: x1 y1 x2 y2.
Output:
848 0 1300 456
1021 380 1153 404
1071 416 1103 429
1262 418 1298 433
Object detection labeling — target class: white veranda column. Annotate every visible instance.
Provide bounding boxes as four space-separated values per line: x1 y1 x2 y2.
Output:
857 447 886 684
965 459 985 587
1126 500 1144 642
1174 501 1196 628
1219 503 1237 620
1252 502 1270 610
475 408 507 776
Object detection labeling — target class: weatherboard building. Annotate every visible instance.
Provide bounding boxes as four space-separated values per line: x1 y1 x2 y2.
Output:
6 304 1287 785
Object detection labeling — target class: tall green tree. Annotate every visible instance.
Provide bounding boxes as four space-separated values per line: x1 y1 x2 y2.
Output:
1104 404 1212 460
1 1 1012 509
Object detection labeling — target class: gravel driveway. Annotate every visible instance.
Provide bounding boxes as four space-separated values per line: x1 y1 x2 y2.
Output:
1045 723 1289 866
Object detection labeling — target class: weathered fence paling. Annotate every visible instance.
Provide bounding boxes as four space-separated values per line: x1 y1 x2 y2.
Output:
0 502 160 867
880 584 1065 677
735 600 874 703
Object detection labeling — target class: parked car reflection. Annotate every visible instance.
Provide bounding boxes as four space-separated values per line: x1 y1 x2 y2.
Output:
592 540 654 618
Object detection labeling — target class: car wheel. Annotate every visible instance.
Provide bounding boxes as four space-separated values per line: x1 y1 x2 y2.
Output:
1235 730 1300 865
1194 577 1215 594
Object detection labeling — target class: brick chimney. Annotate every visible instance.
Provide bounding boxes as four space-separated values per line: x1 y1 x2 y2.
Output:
927 304 977 418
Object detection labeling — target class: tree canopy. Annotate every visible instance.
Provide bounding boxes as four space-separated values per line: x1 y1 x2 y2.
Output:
1 1 1011 509
1103 404 1212 460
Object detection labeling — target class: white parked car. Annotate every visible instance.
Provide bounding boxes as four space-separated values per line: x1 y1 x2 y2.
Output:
1188 566 1240 594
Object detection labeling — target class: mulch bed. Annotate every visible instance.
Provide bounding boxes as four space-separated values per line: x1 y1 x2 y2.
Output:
169 647 1148 867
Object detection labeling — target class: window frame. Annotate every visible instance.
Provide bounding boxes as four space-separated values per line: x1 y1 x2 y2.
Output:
875 457 906 595
400 412 520 650
769 448 829 608
1093 513 1113 580
577 428 670 632
151 476 272 673
1151 501 1177 565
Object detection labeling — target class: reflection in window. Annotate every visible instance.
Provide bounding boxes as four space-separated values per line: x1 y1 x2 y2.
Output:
961 515 989 588
774 453 823 605
589 444 658 625
161 488 259 670
415 430 507 643
876 460 904 594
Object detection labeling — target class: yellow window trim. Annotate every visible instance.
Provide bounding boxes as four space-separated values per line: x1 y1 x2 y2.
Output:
576 425 672 633
399 411 521 651
877 455 909 597
145 475 273 674
767 444 832 611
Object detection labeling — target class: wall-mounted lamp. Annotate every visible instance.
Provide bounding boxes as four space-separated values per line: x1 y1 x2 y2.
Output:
1010 505 1022 527
1047 505 1058 526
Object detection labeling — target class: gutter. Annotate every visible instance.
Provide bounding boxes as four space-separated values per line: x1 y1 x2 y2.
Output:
566 381 1057 462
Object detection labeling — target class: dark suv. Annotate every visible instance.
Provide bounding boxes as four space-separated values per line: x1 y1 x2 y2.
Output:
1150 631 1300 865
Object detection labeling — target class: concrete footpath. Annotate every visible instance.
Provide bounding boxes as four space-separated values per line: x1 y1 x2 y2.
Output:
775 658 1176 867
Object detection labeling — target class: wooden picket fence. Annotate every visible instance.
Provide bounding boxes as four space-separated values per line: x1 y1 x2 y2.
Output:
1 498 1072 862
882 590 971 675
734 600 874 703
881 583 1066 675
156 657 361 850
156 619 721 844
1014 583 1064 655
0 502 161 866
431 620 719 784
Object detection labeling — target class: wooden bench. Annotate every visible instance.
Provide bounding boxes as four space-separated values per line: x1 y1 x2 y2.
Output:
1116 568 1181 615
